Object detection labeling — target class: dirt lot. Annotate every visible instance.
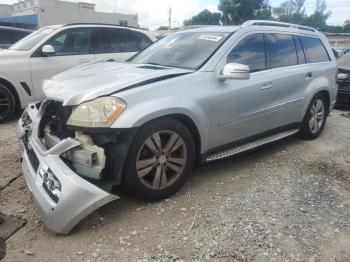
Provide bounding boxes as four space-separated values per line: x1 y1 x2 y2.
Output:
1 110 350 262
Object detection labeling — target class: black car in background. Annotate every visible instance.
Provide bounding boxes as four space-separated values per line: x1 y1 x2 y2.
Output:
0 26 32 49
337 53 350 106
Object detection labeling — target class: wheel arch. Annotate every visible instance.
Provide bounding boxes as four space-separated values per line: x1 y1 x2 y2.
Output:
130 113 202 163
107 113 204 187
317 90 330 115
303 88 331 119
0 77 21 110
162 113 202 163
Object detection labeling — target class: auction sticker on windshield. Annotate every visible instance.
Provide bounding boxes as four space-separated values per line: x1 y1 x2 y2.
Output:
198 35 223 41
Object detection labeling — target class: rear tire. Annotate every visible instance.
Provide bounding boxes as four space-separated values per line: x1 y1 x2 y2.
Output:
123 118 195 201
298 94 328 140
0 83 16 123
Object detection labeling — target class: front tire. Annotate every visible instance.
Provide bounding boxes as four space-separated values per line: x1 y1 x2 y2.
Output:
0 83 16 123
123 118 195 201
298 94 328 140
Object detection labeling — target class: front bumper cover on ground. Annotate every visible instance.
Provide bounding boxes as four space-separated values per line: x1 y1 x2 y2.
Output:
17 103 119 234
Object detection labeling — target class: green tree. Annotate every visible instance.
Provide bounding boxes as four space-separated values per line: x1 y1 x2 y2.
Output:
273 0 305 17
273 0 306 24
184 9 222 26
344 20 350 32
218 0 271 25
304 0 331 30
274 0 332 31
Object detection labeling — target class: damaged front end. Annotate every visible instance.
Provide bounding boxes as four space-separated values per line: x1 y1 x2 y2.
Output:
17 100 135 234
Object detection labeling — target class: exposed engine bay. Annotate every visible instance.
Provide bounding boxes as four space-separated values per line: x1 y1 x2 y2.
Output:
37 100 134 191
43 128 106 180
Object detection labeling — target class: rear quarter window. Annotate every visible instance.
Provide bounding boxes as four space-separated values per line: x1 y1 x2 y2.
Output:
300 36 330 63
95 28 153 54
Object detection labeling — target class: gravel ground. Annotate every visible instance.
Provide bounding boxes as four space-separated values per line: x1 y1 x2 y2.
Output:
0 110 350 262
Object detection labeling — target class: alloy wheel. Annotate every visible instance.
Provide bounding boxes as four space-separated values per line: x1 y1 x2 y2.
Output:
0 89 11 121
136 130 187 190
309 98 325 134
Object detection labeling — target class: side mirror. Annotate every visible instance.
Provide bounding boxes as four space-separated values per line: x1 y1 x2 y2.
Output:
42 45 55 56
218 63 250 81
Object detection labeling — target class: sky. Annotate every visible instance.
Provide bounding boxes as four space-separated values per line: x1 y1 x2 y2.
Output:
2 0 350 29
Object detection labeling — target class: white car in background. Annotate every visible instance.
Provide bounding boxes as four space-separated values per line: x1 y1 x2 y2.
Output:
0 24 157 122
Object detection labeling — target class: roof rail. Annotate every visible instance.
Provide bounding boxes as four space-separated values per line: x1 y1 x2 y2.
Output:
63 23 148 31
242 20 318 33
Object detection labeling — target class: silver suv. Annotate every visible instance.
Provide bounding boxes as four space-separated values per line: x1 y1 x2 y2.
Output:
17 20 338 234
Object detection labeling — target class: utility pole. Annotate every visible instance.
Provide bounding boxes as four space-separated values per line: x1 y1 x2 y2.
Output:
168 7 172 32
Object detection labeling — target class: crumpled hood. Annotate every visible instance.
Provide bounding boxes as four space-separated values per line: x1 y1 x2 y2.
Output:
44 60 194 105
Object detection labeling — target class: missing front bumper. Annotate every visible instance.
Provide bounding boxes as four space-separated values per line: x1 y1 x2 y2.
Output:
17 104 119 234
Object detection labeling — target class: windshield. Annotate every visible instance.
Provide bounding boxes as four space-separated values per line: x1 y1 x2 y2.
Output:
338 53 350 68
131 31 230 69
9 27 58 51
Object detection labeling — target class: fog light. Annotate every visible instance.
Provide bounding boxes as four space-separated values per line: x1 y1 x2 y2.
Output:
39 168 61 203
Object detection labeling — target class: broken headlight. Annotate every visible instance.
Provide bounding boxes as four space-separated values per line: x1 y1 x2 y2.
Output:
67 97 126 128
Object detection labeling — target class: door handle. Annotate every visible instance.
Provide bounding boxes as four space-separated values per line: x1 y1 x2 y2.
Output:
261 82 272 90
305 72 313 79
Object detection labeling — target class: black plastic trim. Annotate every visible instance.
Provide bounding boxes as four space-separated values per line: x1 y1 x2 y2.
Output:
66 125 136 134
201 122 301 162
20 82 31 96
83 127 139 192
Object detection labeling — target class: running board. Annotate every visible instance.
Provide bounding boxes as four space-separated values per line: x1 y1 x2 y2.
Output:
206 129 299 162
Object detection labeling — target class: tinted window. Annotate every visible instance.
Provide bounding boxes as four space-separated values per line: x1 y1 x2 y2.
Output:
0 29 12 44
127 31 153 51
12 31 29 42
266 34 298 68
45 28 92 56
300 36 330 63
227 34 266 72
95 28 152 54
294 36 306 64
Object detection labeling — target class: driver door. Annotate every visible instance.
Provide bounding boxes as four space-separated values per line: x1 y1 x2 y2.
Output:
29 27 95 101
210 33 277 148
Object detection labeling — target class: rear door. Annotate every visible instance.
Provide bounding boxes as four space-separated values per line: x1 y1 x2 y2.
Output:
94 27 153 61
29 27 94 100
265 33 308 126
